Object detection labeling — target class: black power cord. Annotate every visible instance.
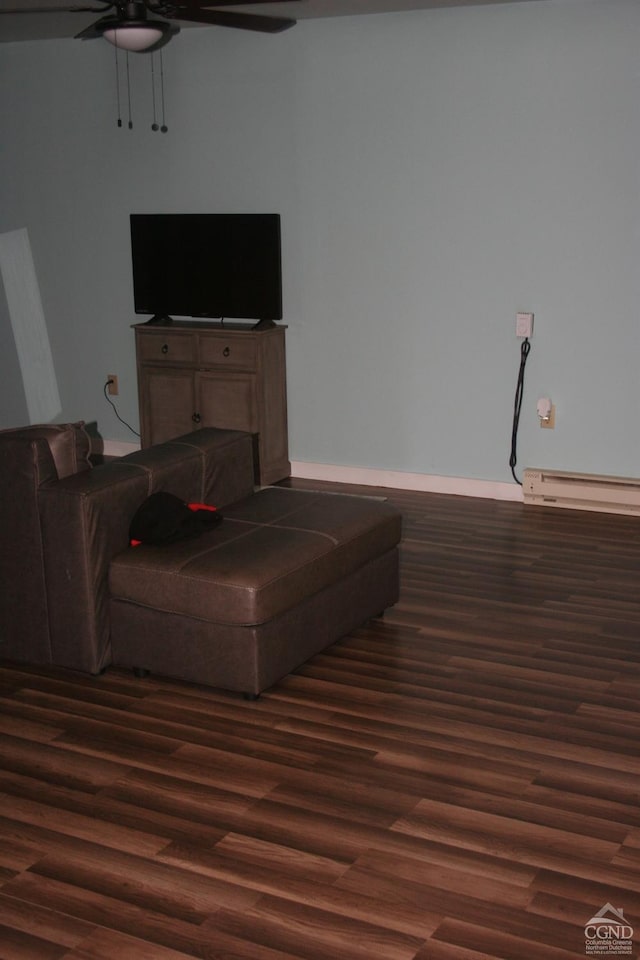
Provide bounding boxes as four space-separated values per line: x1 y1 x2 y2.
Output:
103 379 140 439
509 337 531 485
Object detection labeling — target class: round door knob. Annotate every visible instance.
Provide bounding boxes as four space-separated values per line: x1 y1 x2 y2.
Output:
161 343 169 354
192 412 201 424
223 346 231 357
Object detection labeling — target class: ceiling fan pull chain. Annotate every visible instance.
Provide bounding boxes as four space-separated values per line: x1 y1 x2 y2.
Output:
114 38 122 127
160 50 168 133
151 53 159 131
126 51 133 129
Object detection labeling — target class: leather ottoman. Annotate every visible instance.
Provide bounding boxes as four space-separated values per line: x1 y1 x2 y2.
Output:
109 486 401 697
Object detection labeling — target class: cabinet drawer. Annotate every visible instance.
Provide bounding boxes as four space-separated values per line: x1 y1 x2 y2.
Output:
137 332 197 364
198 335 257 370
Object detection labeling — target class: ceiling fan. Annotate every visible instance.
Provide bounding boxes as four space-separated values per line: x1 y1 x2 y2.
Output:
1 1 299 52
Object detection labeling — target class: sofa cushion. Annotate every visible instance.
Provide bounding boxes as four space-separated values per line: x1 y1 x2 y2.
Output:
109 487 401 627
1 421 91 479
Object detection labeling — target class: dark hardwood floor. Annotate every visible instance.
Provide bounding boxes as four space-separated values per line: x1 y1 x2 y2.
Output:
1 480 640 959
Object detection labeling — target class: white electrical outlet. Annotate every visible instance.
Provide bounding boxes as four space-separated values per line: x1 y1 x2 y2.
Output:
516 312 534 338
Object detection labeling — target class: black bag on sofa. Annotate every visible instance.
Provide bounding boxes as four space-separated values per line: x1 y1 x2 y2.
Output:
129 491 222 546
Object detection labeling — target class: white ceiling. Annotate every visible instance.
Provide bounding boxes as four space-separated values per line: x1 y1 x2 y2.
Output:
0 0 551 44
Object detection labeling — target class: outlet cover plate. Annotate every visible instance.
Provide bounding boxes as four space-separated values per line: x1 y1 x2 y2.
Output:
516 312 534 337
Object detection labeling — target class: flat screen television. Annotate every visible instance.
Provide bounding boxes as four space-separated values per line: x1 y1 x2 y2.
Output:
130 213 282 326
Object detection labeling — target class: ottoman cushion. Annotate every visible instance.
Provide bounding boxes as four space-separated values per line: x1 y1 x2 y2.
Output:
109 487 401 627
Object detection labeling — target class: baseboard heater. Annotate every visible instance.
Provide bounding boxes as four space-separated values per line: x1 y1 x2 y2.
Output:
523 468 640 516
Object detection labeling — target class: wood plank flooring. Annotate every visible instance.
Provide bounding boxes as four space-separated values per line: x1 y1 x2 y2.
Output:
1 481 640 959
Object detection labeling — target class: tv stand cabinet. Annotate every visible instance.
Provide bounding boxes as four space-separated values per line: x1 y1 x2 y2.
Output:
134 321 290 485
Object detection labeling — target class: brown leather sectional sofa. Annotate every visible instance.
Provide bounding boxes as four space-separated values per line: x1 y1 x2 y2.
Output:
0 422 401 697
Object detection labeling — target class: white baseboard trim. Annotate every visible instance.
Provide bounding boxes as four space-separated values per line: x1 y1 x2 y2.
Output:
101 440 522 502
290 461 524 502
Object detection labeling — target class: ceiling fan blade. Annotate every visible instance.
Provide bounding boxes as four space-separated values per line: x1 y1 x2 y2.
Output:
0 4 112 13
74 14 112 39
170 0 298 7
2 1 297 39
170 8 296 33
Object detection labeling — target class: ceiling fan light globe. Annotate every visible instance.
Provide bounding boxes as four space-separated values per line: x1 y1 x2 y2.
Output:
103 25 164 52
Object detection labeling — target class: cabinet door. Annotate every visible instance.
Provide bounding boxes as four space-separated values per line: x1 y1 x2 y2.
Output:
197 371 258 434
140 368 196 447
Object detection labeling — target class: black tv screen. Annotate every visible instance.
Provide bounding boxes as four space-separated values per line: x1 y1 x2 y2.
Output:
130 213 282 323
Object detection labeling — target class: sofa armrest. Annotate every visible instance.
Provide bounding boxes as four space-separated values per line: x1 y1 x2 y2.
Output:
38 462 149 673
0 436 57 665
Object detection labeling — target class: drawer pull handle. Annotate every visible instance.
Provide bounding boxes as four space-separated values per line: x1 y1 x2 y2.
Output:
161 344 169 355
192 412 201 424
223 346 231 357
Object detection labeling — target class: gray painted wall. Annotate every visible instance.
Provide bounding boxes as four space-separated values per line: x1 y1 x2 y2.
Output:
1 0 638 482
